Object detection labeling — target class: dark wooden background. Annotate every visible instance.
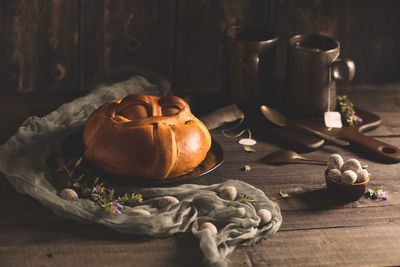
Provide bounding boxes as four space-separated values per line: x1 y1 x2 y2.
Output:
1 0 400 94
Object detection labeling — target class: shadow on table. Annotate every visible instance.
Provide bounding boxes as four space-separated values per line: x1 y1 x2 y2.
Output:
9 219 205 267
291 188 367 210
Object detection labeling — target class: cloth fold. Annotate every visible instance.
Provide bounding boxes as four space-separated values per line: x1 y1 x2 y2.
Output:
200 104 244 130
0 76 282 267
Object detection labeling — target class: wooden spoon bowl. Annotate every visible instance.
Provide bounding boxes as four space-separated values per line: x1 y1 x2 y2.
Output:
325 170 369 200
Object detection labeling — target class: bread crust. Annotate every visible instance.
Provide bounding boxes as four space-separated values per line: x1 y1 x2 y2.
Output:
82 94 212 180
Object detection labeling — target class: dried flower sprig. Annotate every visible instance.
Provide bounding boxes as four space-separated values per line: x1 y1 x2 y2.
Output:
337 95 363 126
240 193 256 203
279 190 290 199
367 188 388 200
241 165 252 172
242 145 256 153
56 156 142 214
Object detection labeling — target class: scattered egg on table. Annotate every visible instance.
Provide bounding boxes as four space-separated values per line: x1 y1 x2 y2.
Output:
59 188 78 201
356 169 369 183
257 209 272 225
327 154 344 170
341 159 362 173
238 138 257 146
130 209 151 216
158 196 179 208
327 168 342 181
220 186 237 201
341 170 358 184
200 222 218 236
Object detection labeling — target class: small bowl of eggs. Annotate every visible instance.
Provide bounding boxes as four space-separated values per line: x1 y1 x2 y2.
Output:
325 154 370 200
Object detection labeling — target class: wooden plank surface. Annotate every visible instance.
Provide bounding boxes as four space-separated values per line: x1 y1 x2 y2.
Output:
81 0 175 91
271 0 400 84
231 224 400 266
0 84 400 266
174 0 271 94
0 0 80 92
2 1 400 92
0 222 204 267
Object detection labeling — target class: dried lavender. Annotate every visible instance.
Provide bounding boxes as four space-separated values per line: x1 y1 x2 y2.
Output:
367 188 388 200
56 156 142 214
337 95 363 126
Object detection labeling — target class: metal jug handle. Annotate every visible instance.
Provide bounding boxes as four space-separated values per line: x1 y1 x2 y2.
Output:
331 58 356 81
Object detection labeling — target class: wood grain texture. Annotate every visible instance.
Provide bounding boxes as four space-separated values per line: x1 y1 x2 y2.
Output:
230 224 400 266
2 1 400 92
81 0 175 91
174 0 271 94
339 0 400 84
0 222 204 267
272 0 400 84
0 0 80 92
80 0 105 91
0 91 82 144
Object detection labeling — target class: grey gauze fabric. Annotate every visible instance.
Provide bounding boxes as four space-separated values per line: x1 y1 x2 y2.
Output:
0 76 282 267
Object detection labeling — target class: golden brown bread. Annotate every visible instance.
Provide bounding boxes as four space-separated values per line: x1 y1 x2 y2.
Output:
82 94 212 180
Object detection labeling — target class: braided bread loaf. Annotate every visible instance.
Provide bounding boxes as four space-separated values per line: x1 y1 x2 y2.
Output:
82 94 212 180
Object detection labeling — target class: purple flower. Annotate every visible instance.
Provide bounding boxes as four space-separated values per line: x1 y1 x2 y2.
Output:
355 117 363 123
347 111 356 116
112 200 123 214
369 189 388 200
377 191 388 200
92 183 105 194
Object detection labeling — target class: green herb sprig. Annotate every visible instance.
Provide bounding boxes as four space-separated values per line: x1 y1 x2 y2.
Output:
367 188 388 200
241 165 252 172
279 190 290 199
337 95 363 126
240 193 256 203
56 156 142 214
242 145 256 152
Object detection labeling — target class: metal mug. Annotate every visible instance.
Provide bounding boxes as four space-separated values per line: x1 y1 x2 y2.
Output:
223 25 278 108
285 34 355 117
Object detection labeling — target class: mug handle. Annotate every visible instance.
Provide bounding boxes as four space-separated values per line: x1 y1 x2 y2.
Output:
243 54 260 77
331 58 356 81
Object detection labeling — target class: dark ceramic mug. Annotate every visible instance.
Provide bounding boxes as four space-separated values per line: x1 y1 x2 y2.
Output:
223 25 278 108
285 34 355 117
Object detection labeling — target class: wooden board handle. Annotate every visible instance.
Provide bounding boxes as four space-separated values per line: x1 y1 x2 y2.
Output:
293 123 350 146
341 130 400 163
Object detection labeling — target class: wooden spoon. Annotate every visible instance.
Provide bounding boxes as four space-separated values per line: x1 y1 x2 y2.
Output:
260 105 350 147
262 150 368 168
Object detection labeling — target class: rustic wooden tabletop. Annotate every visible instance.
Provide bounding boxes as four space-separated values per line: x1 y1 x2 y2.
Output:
1 84 400 266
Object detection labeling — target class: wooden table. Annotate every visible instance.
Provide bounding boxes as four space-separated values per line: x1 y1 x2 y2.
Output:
1 85 400 266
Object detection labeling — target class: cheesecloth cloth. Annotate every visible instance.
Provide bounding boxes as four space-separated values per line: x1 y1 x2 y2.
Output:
0 76 282 267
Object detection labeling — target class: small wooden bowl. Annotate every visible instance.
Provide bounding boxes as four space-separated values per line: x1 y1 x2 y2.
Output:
325 170 369 200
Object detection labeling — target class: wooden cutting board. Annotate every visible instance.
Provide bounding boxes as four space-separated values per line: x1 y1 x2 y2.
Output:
254 107 400 163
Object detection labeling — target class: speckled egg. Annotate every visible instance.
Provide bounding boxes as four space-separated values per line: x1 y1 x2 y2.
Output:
327 154 344 170
130 209 151 216
220 186 238 201
327 168 342 181
257 209 272 225
341 159 362 173
200 222 218 235
158 196 179 208
341 170 358 184
59 188 78 201
237 207 246 217
356 169 369 183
